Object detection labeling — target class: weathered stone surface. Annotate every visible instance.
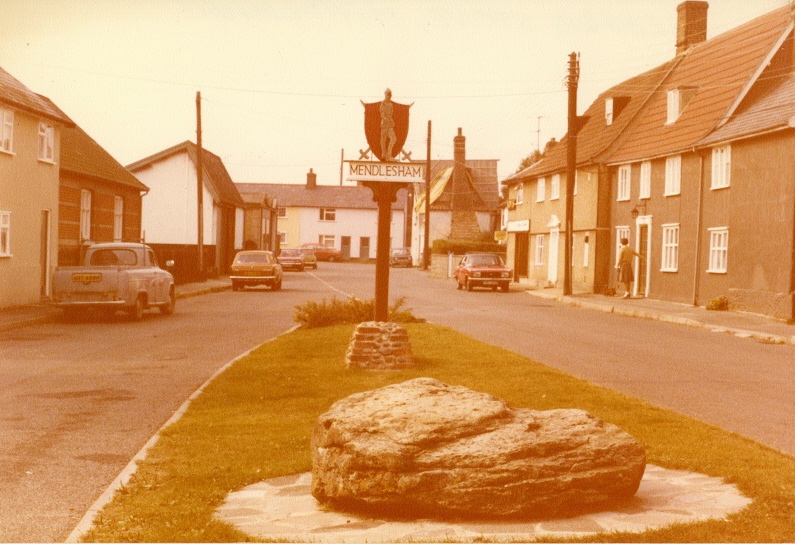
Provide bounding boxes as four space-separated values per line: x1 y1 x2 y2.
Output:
345 321 414 370
311 378 646 519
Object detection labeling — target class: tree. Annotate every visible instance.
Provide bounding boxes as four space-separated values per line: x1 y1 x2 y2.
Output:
514 149 542 173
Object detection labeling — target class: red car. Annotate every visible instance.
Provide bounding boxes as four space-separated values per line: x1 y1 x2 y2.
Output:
300 243 342 262
454 253 512 292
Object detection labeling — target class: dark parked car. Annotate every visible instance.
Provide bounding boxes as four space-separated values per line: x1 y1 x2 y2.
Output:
389 247 413 267
277 248 306 271
454 253 512 292
300 248 318 269
300 243 342 262
230 250 283 291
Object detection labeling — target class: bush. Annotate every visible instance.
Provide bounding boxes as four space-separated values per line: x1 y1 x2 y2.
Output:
294 296 423 328
431 239 506 256
706 295 730 311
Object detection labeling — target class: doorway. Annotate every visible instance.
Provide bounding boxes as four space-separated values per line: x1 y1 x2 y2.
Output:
40 210 51 298
341 236 351 260
635 218 651 297
548 227 559 285
514 232 528 279
359 237 370 260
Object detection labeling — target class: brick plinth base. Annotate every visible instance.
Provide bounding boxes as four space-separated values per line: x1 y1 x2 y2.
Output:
345 321 414 370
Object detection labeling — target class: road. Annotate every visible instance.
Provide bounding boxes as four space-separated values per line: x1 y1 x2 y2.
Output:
1 263 793 541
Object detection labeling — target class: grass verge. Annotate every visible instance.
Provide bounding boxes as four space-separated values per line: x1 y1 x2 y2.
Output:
81 323 795 542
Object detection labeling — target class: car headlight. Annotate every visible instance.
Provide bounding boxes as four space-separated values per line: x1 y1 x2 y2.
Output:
501 272 511 278
473 271 481 278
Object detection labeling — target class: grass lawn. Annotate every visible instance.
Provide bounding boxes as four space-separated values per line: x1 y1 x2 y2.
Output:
81 323 795 542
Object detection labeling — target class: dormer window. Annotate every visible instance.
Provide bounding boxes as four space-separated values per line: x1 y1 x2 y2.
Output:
605 98 614 126
666 86 697 124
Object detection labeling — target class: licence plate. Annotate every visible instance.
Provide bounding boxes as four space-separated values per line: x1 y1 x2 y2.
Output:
73 273 102 284
482 280 498 285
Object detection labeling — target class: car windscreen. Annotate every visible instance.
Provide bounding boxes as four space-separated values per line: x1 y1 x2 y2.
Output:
89 249 138 266
236 253 272 264
468 255 500 266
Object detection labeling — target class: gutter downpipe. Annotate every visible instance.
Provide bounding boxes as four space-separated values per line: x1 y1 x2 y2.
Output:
692 146 705 307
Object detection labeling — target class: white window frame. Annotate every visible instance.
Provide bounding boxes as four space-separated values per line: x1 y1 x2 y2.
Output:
664 155 681 196
615 226 630 265
277 207 287 218
661 223 679 272
319 208 336 221
516 183 524 205
711 145 731 190
708 227 729 273
80 189 92 241
1 109 13 154
38 122 54 162
536 177 546 202
550 174 560 200
319 234 335 247
605 98 614 126
617 165 631 201
583 234 590 267
639 161 651 199
534 234 545 265
0 211 10 256
666 89 681 124
113 196 124 242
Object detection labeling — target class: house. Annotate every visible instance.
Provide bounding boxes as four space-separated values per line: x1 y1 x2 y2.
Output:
606 2 795 318
0 67 73 308
502 1 795 320
411 128 501 263
58 123 149 266
501 57 678 291
127 141 244 283
237 169 408 259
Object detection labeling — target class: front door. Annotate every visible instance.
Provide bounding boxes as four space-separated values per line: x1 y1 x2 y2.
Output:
514 232 529 279
341 236 351 259
359 237 370 260
635 220 651 297
40 210 50 298
547 227 559 285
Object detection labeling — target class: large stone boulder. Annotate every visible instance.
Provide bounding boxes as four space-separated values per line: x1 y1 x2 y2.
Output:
311 377 646 519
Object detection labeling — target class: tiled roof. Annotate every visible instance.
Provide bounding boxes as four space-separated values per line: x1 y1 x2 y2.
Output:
127 141 243 207
235 182 407 211
609 6 793 163
505 59 681 183
0 67 73 125
425 159 500 211
699 74 795 146
61 124 148 191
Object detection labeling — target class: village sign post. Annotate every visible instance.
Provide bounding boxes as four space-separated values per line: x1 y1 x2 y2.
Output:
347 89 425 321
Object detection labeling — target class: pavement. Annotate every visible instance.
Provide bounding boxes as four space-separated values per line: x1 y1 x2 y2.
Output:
5 277 791 541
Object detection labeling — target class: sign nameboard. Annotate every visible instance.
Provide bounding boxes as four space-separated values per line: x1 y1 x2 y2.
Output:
347 160 426 183
506 219 530 232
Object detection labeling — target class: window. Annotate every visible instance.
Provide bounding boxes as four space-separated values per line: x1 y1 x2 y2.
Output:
0 211 10 256
666 89 681 124
319 234 335 247
639 161 651 199
277 207 286 218
661 224 679 272
664 155 681 196
38 122 54 162
80 189 92 241
617 165 631 201
536 177 546 202
605 98 614 126
278 232 286 244
708 228 729 273
1 109 13 153
550 174 560 200
534 234 544 265
113 196 124 241
319 208 336 221
711 145 731 189
615 226 630 265
516 183 524 205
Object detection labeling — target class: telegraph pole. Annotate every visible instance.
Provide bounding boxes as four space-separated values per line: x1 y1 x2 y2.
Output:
196 91 204 279
423 120 431 270
564 53 579 296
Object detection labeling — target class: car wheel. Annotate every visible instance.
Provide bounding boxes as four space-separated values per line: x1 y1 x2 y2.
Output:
130 296 145 321
232 281 240 291
160 288 176 315
272 277 282 291
501 283 510 293
466 279 474 292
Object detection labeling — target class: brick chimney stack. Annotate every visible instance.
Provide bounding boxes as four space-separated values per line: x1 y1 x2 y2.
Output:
676 1 709 55
306 168 317 189
452 128 466 210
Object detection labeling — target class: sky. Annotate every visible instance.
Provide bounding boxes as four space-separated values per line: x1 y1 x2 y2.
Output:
0 0 790 187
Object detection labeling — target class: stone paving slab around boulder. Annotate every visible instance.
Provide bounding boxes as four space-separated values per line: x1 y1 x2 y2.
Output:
215 465 751 542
